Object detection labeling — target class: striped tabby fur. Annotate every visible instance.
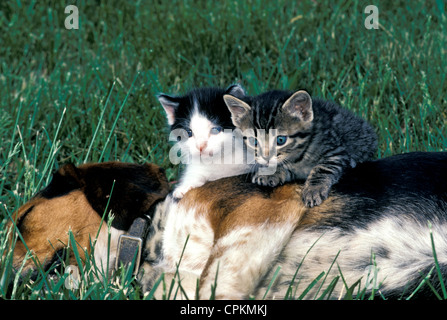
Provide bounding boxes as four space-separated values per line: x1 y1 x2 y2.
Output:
223 90 378 207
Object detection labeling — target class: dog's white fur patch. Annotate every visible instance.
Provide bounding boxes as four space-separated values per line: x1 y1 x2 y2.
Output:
93 225 125 277
260 213 447 299
142 196 447 299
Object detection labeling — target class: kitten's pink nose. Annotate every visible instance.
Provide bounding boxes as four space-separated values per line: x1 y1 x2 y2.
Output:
197 141 208 153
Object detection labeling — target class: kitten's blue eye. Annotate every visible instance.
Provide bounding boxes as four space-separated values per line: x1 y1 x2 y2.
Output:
210 126 222 135
248 136 258 147
277 136 287 146
186 129 193 137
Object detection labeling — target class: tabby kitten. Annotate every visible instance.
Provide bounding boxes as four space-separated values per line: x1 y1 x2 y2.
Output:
159 84 252 198
223 90 378 207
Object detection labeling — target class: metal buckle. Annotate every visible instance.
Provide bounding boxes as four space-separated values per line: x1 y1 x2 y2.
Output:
116 234 143 275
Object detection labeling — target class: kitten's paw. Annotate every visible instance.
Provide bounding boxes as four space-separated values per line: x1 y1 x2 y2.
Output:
172 185 192 199
252 175 267 186
252 174 282 187
301 184 330 208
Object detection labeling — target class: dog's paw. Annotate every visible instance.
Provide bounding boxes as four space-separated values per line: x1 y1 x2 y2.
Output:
301 183 330 208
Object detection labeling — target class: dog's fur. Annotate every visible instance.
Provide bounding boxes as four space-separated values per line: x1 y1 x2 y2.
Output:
6 152 447 299
6 162 169 277
140 152 447 299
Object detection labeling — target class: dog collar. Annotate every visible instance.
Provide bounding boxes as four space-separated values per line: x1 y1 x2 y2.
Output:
115 216 151 275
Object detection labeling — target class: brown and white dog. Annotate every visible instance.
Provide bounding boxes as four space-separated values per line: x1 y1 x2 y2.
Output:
141 152 447 299
6 162 169 278
6 152 447 299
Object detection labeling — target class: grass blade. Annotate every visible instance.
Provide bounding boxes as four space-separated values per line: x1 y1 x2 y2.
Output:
297 271 325 300
99 73 139 162
429 222 447 299
84 81 116 163
262 266 281 299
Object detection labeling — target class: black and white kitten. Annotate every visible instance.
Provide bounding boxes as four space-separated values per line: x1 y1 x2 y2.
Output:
159 85 253 198
223 90 378 207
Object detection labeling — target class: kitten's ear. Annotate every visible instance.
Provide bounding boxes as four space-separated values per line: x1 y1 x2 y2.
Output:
158 94 179 126
282 90 313 122
223 95 251 127
225 83 246 99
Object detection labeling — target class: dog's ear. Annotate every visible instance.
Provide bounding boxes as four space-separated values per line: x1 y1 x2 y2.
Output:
140 163 170 209
58 162 84 188
40 163 84 199
58 163 81 179
113 163 169 229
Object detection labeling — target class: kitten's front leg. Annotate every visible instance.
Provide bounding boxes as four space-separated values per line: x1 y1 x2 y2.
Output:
252 167 290 187
301 179 332 208
172 174 207 199
172 183 194 199
301 155 348 207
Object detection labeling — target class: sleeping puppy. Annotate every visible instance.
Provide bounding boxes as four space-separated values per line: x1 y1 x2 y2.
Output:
6 162 169 279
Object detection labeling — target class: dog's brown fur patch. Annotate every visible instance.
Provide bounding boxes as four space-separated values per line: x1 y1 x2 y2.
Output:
175 175 338 298
181 176 330 240
11 191 104 271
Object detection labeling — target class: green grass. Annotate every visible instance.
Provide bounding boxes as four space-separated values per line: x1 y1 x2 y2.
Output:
0 0 446 300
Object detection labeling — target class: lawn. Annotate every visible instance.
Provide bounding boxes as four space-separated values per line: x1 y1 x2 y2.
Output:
0 0 446 300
